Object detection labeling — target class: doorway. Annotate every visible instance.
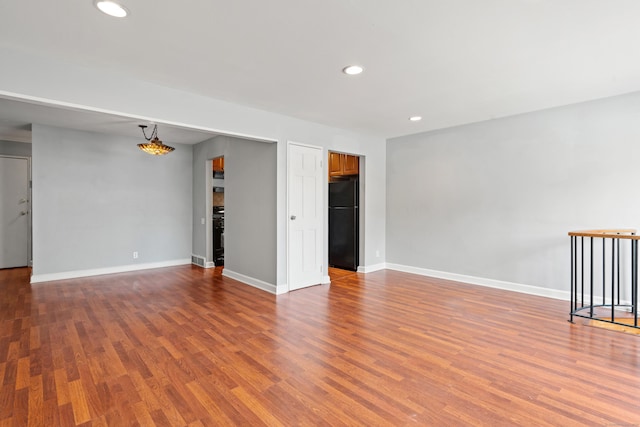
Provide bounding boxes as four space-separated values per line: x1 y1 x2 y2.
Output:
328 151 360 273
212 156 225 267
0 156 30 269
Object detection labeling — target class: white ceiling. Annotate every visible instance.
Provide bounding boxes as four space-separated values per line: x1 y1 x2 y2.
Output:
2 0 640 142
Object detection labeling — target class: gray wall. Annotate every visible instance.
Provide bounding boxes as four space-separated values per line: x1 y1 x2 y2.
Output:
224 136 277 284
0 140 31 157
31 124 192 276
387 91 640 293
0 47 386 289
192 135 277 285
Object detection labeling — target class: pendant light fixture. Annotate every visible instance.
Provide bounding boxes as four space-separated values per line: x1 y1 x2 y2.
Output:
137 124 175 155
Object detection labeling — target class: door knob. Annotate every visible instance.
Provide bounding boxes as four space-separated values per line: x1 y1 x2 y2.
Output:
290 215 296 220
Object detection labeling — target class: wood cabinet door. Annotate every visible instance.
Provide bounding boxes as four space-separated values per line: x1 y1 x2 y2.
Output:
328 152 343 176
213 157 224 172
343 154 359 175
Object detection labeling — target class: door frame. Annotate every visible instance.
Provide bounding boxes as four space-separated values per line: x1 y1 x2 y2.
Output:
210 155 224 267
327 150 363 272
204 158 214 267
204 156 225 268
286 141 324 292
0 155 32 268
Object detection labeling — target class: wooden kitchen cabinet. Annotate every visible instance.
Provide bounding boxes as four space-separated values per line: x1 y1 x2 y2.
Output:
213 157 224 172
328 152 343 176
342 154 359 175
328 152 359 177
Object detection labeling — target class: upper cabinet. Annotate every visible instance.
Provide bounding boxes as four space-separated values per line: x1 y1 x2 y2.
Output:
213 157 224 173
328 152 343 176
342 154 359 175
329 152 359 178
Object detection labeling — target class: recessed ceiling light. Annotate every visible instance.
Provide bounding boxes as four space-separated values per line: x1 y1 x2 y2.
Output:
409 116 422 122
342 65 364 75
94 1 128 18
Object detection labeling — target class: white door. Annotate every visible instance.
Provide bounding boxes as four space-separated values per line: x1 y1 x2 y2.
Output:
288 143 323 291
0 156 30 269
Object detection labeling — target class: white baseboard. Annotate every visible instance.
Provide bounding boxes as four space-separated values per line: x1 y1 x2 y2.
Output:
31 259 191 284
205 262 216 268
275 284 289 294
357 263 386 273
385 263 571 301
222 269 282 294
29 258 572 301
322 275 331 284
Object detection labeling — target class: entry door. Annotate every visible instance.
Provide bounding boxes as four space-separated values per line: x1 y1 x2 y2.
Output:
288 143 323 291
0 157 30 268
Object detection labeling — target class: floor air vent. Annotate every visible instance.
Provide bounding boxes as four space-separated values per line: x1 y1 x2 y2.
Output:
191 255 206 267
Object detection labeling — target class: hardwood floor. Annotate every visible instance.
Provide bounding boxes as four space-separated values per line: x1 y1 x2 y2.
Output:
2 266 640 426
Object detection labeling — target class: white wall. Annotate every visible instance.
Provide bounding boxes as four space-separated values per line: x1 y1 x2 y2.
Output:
387 91 640 295
0 46 386 289
31 124 192 281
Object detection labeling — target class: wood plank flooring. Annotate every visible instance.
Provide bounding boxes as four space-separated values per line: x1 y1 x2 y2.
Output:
2 265 640 426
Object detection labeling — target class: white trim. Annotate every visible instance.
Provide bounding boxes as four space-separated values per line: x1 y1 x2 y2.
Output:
222 269 282 294
322 275 331 284
357 263 386 273
191 255 216 269
385 263 571 301
30 259 191 284
288 140 326 150
205 158 213 265
0 91 278 144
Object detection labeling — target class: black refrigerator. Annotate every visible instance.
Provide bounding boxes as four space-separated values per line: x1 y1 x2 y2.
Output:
329 179 359 271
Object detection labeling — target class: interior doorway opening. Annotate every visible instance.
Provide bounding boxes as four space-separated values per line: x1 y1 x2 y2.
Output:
328 151 361 273
212 156 225 267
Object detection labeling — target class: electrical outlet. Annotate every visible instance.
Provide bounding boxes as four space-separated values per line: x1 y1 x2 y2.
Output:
376 250 380 257
133 251 138 259
201 217 205 225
